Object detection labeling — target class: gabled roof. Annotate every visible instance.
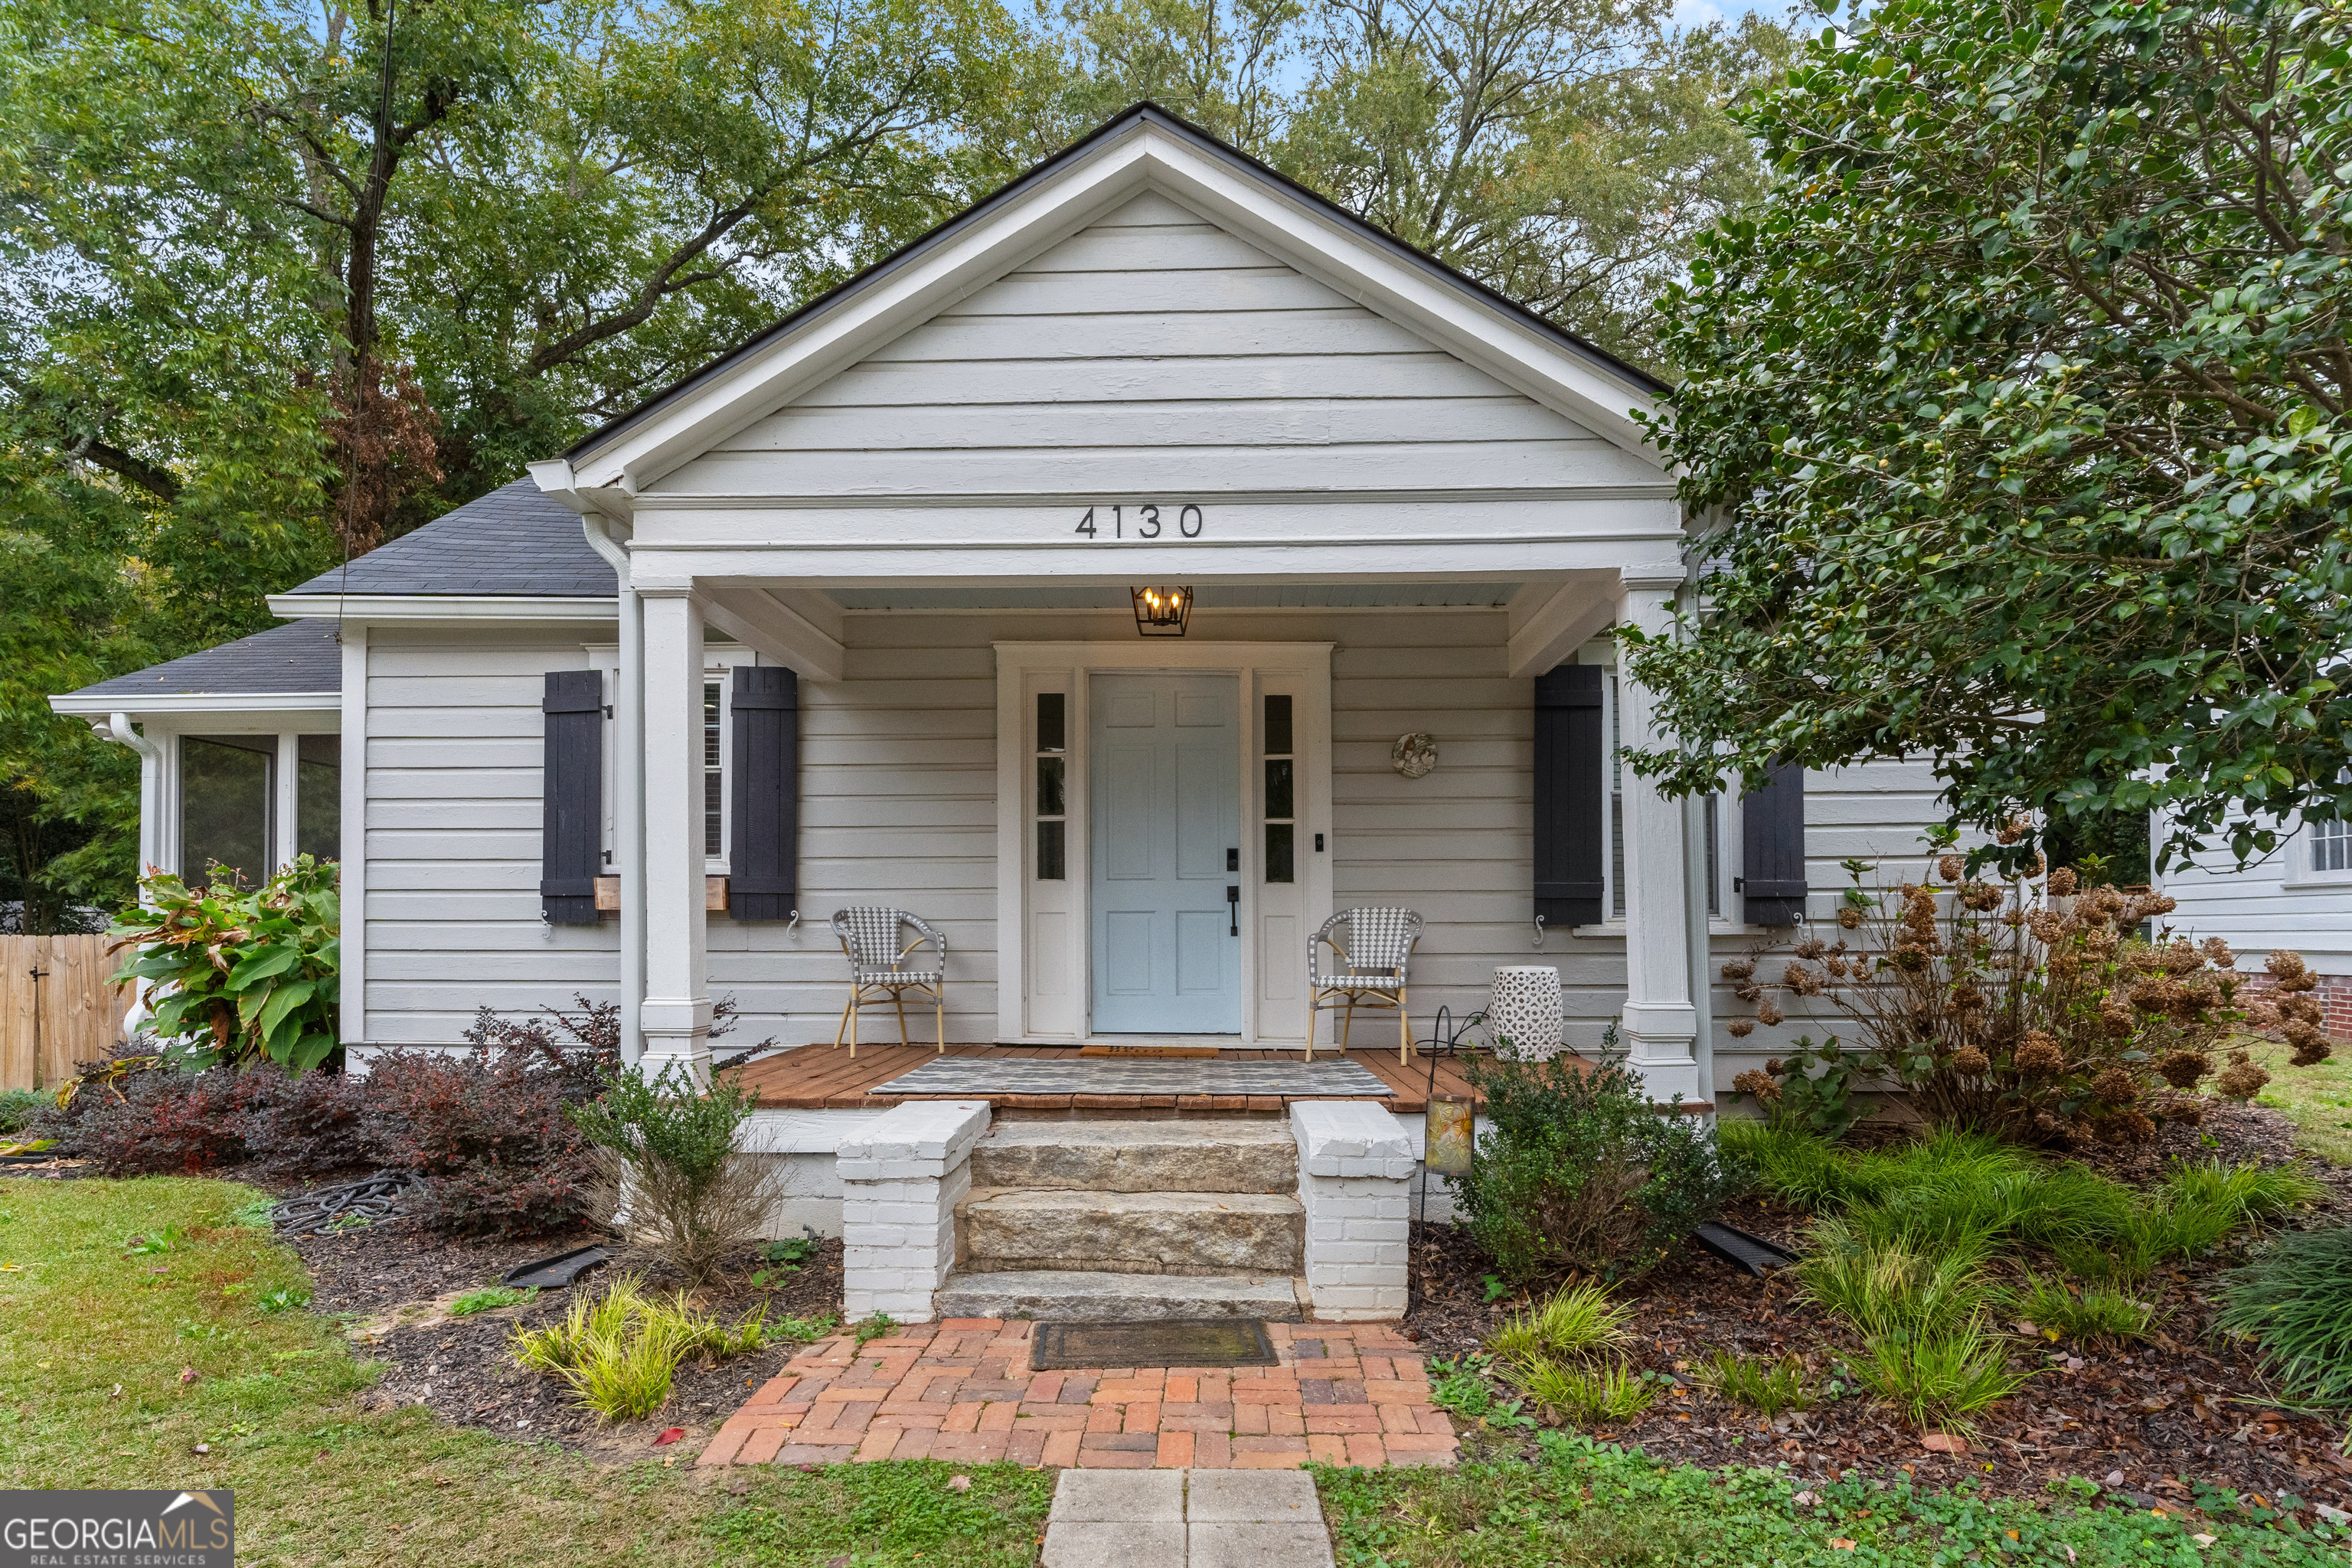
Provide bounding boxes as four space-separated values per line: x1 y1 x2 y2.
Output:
280 479 614 598
57 620 342 704
563 103 1666 476
542 103 1669 504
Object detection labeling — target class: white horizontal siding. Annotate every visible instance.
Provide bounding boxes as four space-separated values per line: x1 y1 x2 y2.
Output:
362 628 616 1046
648 191 1655 503
2159 816 2352 972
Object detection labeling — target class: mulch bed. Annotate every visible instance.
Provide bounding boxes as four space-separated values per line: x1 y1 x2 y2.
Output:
1405 1096 2352 1517
286 1208 845 1464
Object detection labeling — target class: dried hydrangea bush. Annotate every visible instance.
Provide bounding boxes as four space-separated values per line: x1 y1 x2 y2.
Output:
1723 842 2328 1148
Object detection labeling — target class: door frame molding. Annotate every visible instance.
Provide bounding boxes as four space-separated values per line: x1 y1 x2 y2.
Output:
994 640 1334 1045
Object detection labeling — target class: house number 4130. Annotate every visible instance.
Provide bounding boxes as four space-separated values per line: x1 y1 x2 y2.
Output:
1075 504 1204 540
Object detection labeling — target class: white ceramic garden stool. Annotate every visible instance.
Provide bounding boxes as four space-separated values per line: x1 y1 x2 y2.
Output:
1488 965 1563 1060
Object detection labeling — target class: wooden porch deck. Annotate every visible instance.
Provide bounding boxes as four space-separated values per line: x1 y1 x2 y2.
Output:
733 1042 1491 1113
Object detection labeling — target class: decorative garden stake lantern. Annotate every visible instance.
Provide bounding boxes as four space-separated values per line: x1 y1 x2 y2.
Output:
1131 586 1192 637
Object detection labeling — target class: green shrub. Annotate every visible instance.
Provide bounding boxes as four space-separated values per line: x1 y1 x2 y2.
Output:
569 1062 777 1288
1508 1356 1660 1425
2011 1275 2155 1348
1485 1282 1633 1366
1854 1325 2030 1431
109 855 340 1072
1797 1224 1994 1338
1459 1044 1744 1281
1694 1351 1811 1416
2216 1227 2352 1408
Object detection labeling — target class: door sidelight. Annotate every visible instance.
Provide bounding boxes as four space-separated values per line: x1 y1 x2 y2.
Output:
1227 884 1240 936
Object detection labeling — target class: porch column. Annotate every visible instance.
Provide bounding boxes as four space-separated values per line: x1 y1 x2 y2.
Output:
1615 571 1701 1103
640 586 711 1087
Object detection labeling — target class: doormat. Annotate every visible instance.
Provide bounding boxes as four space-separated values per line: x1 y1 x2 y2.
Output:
1078 1044 1221 1058
872 1057 1393 1097
1031 1317 1279 1370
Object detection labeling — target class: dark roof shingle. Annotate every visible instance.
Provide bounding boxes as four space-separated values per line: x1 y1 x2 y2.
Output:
280 479 614 598
64 620 344 700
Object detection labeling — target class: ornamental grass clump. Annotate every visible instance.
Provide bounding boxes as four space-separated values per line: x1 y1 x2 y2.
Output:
1693 1351 1811 1416
2010 1275 2156 1349
1723 849 2326 1148
1484 1282 1635 1366
1507 1357 1660 1426
2216 1227 2352 1410
510 1274 776 1423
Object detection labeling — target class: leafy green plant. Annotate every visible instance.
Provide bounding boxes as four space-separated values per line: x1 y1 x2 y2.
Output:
1484 1282 1633 1366
1694 1351 1811 1416
1460 1038 1745 1281
1734 1034 1870 1139
1508 1357 1661 1425
1426 1355 1537 1431
449 1285 536 1318
851 1311 897 1348
2010 1275 2154 1348
2217 1227 2352 1409
1854 1325 2031 1432
764 1313 839 1347
109 855 341 1072
123 1224 188 1256
227 1197 276 1230
256 1285 309 1315
750 1234 817 1289
569 1061 776 1288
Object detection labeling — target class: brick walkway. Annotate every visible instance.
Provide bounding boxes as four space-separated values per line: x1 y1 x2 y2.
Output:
696 1318 1458 1471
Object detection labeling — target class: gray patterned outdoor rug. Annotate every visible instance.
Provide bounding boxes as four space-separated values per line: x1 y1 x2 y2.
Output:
871 1057 1393 1097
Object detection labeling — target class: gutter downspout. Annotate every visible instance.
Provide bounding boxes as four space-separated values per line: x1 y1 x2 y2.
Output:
103 713 166 1031
580 516 645 1067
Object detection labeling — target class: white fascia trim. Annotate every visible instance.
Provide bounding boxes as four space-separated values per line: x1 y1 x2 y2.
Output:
557 120 1668 500
992 639 1336 672
50 692 341 717
265 593 618 621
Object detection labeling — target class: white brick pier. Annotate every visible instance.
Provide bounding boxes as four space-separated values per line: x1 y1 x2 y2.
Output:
1289 1100 1414 1320
837 1099 991 1322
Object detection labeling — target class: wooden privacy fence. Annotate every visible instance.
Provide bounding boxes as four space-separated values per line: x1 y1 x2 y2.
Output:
2 936 135 1092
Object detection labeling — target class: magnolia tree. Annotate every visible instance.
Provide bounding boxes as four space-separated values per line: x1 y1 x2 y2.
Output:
1625 0 2352 872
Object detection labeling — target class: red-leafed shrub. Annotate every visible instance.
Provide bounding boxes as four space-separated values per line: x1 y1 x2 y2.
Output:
61 1065 255 1174
362 1043 597 1238
238 1065 374 1179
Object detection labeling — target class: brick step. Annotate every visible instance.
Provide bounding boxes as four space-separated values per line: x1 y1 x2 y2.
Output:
970 1117 1298 1194
957 1188 1305 1275
935 1268 1306 1321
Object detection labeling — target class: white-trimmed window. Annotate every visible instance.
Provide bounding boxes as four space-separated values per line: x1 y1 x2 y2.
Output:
2315 815 2350 874
178 731 339 887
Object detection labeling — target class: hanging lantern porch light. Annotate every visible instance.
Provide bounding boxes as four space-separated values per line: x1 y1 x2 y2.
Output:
1131 586 1193 637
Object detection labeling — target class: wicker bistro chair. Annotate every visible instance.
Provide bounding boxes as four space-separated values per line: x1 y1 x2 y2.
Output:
831 907 947 1059
1306 907 1425 1063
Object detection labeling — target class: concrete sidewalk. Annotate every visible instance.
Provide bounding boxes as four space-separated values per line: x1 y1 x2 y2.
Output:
1043 1468 1335 1567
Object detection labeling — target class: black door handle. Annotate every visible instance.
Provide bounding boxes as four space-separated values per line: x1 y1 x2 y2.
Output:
1227 884 1239 936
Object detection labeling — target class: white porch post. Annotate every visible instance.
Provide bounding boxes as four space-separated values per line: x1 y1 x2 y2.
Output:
640 586 712 1086
1615 570 1701 1102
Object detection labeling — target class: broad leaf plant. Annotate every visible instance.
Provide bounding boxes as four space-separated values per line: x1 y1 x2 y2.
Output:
110 854 341 1073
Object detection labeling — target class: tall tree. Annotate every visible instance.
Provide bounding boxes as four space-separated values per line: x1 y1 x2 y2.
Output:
1035 0 1786 368
1624 0 2352 871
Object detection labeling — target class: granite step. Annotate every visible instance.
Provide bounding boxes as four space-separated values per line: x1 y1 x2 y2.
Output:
958 1188 1305 1276
969 1119 1297 1194
936 1268 1305 1322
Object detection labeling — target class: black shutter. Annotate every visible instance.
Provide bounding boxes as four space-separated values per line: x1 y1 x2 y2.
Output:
730 665 798 921
541 669 603 926
1742 759 1808 926
1533 665 1606 929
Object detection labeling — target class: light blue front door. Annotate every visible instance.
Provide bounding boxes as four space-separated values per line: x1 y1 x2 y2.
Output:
1090 672 1241 1034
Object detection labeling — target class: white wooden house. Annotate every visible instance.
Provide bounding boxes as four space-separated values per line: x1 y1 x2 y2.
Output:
51 106 1960 1319
2154 812 2352 1037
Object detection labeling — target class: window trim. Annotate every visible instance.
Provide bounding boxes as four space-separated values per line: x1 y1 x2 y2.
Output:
168 724 341 883
2286 812 2352 889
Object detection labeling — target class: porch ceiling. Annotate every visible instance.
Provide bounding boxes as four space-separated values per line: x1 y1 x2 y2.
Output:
826 583 1520 611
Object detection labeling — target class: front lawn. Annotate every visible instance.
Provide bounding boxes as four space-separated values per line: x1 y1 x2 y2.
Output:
0 1175 1050 1567
2248 1037 2352 1168
1318 1435 2346 1566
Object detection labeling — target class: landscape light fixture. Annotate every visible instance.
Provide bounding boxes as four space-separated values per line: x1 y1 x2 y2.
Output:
1131 586 1193 637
